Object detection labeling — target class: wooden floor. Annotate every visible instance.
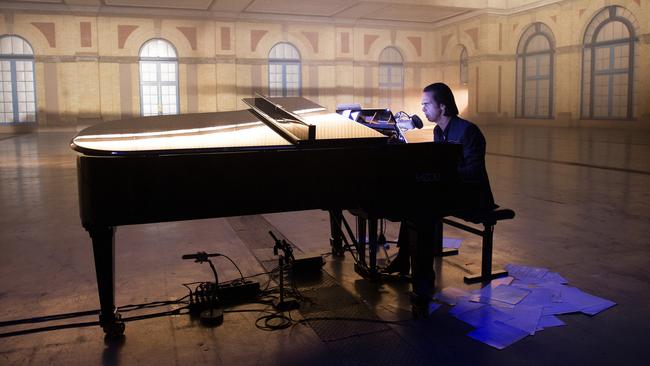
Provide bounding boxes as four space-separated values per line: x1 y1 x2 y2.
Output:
0 126 648 365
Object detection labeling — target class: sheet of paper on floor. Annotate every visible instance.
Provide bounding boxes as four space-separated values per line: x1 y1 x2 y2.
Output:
442 237 462 249
453 305 513 328
467 321 530 350
437 264 616 349
435 287 472 305
536 315 566 330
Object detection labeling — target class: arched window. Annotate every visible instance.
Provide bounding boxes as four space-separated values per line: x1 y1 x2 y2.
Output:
515 23 555 119
0 35 36 123
139 39 179 116
378 47 404 109
460 46 468 85
268 43 301 97
581 6 638 120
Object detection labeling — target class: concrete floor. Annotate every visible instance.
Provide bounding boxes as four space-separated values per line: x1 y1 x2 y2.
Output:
0 126 649 365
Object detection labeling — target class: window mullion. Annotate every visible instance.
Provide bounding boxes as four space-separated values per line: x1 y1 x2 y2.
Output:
156 61 163 116
10 60 19 123
282 64 287 97
627 38 634 119
608 46 615 117
536 57 541 116
521 54 528 117
589 46 596 118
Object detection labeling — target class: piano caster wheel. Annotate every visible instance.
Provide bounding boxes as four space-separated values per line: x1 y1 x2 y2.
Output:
103 321 125 339
101 314 125 339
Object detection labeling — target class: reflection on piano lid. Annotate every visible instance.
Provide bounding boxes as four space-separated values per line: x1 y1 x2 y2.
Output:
71 97 387 156
243 94 315 143
259 96 386 142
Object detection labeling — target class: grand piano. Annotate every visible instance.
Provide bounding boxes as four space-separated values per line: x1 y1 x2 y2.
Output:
71 95 462 336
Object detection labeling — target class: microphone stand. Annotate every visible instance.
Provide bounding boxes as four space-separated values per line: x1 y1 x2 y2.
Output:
182 251 224 325
269 232 300 311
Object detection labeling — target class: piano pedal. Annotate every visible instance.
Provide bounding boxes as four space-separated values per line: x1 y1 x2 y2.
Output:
354 263 381 281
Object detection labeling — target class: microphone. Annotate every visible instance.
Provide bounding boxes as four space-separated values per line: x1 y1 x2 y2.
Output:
395 112 424 132
411 114 423 129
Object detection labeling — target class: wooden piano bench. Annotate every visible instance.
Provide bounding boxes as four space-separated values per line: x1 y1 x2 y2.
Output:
442 208 516 284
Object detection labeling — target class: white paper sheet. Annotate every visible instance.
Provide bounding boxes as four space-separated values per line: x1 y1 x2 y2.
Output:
467 321 530 350
442 237 462 249
498 305 544 335
536 315 566 331
435 287 471 306
454 305 512 328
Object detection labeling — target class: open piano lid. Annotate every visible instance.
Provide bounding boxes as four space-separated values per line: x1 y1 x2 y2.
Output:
71 96 387 156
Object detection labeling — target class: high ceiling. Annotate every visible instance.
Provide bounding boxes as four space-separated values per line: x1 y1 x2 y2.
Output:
3 0 562 26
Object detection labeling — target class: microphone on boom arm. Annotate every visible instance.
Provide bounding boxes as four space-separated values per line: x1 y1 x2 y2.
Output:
395 111 424 132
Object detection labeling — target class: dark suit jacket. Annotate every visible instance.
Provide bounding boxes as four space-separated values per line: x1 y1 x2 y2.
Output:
434 116 496 211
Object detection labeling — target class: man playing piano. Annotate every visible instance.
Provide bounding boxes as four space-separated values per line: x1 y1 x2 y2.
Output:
385 82 496 315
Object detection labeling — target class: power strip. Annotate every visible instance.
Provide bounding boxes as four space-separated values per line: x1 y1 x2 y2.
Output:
189 280 260 314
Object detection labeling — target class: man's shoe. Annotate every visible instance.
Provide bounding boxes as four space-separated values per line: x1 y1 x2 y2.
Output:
382 254 410 275
409 292 435 319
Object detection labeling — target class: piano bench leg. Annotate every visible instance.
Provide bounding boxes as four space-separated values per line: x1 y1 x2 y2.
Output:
462 224 507 284
437 249 459 257
463 270 509 284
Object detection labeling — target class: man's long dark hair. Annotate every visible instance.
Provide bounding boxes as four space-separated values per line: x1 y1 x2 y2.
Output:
423 83 459 117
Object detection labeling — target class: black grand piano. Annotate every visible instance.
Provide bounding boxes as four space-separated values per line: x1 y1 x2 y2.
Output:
71 95 462 336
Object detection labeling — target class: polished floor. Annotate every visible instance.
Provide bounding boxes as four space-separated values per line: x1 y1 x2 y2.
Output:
0 126 649 365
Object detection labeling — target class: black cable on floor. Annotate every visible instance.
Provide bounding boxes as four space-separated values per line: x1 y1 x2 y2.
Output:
0 321 101 338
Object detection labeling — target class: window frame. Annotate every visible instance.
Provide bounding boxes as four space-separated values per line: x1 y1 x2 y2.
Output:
515 23 555 119
268 42 301 98
459 46 468 85
138 38 180 117
581 6 636 120
0 35 37 125
378 46 404 109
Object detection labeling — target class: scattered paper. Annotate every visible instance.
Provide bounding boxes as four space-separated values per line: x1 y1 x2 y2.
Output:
470 285 530 306
541 271 568 284
542 302 581 316
505 264 549 281
442 237 463 249
581 299 616 316
440 263 616 350
428 302 442 315
467 321 530 350
536 315 566 330
435 287 471 305
498 305 544 335
454 306 512 328
518 287 556 307
449 299 486 317
489 276 515 287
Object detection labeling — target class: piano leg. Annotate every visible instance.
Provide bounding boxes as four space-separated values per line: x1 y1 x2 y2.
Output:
368 218 378 274
328 210 344 257
88 226 124 337
408 219 438 300
357 218 366 266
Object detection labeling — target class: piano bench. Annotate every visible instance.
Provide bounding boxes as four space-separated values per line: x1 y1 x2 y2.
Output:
442 208 515 284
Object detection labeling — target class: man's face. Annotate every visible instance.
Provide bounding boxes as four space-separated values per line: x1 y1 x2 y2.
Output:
421 92 444 122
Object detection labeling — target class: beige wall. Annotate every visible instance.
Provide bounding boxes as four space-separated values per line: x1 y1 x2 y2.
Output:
0 0 648 128
434 0 650 128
